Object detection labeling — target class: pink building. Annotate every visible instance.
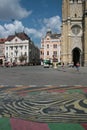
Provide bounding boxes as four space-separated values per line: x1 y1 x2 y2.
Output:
40 30 61 64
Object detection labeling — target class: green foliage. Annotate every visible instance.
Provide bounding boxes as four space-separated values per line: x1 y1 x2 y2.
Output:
19 55 27 63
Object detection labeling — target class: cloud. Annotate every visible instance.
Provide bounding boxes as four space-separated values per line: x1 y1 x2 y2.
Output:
0 20 24 37
0 15 61 46
0 0 32 20
43 16 61 32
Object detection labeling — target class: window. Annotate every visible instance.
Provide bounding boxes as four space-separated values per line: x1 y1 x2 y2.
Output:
53 51 57 56
20 46 23 50
53 44 57 48
47 44 49 48
47 51 49 55
24 52 27 56
42 44 44 48
41 51 42 55
10 46 13 50
6 53 8 57
25 45 27 49
47 38 49 40
15 46 18 49
15 39 17 42
6 47 8 50
11 52 13 56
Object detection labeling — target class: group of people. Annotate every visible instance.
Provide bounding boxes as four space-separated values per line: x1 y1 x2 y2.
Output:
62 62 80 72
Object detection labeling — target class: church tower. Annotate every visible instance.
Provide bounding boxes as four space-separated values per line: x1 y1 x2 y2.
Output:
61 0 85 66
83 0 87 66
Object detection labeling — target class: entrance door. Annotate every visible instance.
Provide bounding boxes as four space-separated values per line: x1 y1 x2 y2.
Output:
72 48 81 66
0 59 3 65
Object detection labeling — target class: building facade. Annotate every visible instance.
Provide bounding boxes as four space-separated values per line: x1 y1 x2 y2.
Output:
40 30 61 64
5 32 40 65
61 0 87 66
0 38 6 66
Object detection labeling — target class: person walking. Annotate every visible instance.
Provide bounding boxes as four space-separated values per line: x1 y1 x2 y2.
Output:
76 62 80 72
62 62 64 69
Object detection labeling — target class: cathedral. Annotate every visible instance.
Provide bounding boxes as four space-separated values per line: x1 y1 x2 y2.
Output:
61 0 87 66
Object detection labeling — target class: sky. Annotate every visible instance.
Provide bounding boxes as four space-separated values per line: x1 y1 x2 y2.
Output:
0 0 62 48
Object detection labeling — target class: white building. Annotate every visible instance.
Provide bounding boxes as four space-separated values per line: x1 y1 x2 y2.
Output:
5 32 40 65
40 30 61 63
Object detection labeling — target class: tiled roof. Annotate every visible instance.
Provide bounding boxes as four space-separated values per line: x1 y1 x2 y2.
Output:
46 30 61 39
6 32 30 41
0 38 6 43
51 33 61 39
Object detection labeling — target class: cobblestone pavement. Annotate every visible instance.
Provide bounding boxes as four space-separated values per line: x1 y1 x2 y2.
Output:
0 85 87 130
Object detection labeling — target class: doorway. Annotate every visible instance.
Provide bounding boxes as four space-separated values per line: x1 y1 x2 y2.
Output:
0 59 3 65
72 48 81 66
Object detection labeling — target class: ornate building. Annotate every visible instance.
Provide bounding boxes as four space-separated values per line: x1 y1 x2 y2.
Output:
5 32 40 65
40 30 61 64
61 0 87 66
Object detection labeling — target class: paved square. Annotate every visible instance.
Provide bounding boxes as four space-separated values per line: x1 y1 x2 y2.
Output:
0 85 87 130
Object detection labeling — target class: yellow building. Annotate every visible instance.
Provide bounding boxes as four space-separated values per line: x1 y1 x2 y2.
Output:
61 0 87 66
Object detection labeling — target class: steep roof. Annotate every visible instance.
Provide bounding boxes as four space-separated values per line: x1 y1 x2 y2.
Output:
6 32 30 41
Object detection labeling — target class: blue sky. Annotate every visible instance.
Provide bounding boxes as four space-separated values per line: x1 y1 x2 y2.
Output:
0 0 62 47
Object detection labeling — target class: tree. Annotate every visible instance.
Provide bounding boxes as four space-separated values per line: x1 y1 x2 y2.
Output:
19 55 25 63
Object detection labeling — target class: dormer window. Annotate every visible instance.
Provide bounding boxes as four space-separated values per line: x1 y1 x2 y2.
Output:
47 38 49 40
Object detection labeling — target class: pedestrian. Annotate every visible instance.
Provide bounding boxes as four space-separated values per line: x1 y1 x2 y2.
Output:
76 62 80 71
62 62 64 69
